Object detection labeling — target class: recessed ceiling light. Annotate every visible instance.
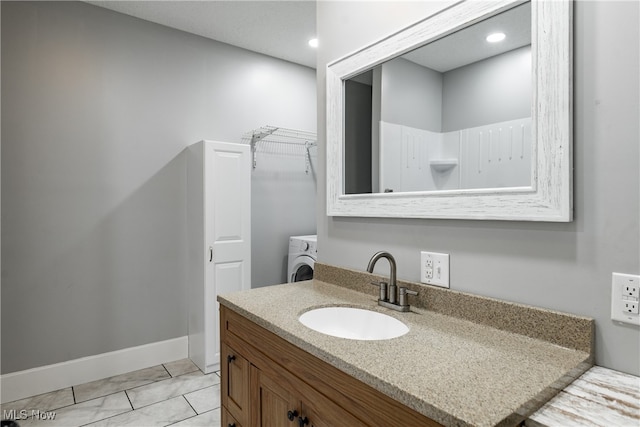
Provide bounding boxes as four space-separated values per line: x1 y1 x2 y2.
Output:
308 38 318 48
486 32 506 43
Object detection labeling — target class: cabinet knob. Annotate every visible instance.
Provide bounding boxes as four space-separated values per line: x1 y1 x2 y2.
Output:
227 424 235 427
298 416 309 427
287 410 298 421
227 354 236 363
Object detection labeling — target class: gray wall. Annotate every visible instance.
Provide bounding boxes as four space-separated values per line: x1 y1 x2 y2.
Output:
380 46 530 133
381 58 443 132
317 0 640 376
251 149 317 288
442 46 531 132
1 1 315 373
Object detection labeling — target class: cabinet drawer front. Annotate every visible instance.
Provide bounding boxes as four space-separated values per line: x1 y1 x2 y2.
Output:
221 342 250 426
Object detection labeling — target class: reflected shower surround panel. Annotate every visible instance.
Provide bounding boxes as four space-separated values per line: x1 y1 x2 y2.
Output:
379 117 531 193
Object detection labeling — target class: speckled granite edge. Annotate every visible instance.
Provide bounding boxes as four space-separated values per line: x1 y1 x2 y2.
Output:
515 360 595 422
315 263 595 355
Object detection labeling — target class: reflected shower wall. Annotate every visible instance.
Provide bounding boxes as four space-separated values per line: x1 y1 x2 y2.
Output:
379 117 531 192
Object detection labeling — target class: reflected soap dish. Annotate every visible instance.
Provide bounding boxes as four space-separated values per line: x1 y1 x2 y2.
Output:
429 159 458 172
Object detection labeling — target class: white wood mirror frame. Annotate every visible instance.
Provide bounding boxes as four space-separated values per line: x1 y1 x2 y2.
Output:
326 0 572 221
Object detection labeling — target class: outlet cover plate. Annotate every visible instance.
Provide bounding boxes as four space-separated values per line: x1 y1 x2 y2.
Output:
611 273 640 326
421 251 449 288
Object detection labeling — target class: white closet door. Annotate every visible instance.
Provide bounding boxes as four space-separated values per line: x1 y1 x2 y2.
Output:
204 141 251 369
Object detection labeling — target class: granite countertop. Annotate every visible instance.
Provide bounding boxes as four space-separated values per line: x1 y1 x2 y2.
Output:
218 278 593 427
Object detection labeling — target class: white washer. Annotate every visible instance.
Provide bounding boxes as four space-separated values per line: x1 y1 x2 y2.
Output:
287 235 317 282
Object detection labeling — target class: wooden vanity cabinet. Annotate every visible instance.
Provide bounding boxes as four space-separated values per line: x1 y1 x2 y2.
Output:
220 306 442 427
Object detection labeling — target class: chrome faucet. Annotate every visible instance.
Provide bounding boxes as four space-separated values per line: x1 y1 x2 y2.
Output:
367 251 418 312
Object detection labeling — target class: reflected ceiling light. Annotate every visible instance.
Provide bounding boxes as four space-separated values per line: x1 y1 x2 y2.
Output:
486 32 506 43
308 38 319 48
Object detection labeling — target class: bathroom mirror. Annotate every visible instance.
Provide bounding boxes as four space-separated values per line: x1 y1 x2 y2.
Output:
326 0 573 221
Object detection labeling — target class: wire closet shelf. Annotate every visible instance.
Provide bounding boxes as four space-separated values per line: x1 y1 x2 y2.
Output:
242 126 317 174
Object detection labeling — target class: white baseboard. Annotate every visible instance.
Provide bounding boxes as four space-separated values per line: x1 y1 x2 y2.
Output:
0 336 188 404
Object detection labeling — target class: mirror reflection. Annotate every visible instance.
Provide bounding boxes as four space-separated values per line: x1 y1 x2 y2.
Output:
344 2 532 194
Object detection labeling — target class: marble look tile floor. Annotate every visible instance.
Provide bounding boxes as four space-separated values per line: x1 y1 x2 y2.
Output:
1 359 221 427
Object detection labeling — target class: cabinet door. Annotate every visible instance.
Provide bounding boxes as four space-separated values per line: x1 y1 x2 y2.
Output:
205 141 251 370
221 343 250 426
251 365 299 427
222 406 242 427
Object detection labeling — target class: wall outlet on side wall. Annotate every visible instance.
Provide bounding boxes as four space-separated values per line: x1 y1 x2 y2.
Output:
420 251 449 288
611 273 640 326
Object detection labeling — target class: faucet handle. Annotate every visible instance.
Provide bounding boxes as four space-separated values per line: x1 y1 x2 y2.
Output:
370 281 388 302
399 287 418 307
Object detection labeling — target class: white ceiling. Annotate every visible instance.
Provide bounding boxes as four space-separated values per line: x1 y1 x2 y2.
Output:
403 2 531 72
87 0 318 69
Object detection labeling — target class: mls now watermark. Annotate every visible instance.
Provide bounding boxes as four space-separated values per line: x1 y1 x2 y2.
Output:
3 409 57 421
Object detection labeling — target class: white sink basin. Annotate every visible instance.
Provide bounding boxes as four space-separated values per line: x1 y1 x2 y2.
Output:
298 306 409 340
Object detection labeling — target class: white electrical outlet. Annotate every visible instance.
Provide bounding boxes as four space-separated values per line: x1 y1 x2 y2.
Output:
624 282 640 298
611 273 640 326
623 301 639 315
420 251 449 288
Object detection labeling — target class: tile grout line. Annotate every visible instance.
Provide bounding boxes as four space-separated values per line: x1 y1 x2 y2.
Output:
123 369 220 411
122 372 178 396
126 381 220 412
161 363 173 378
124 389 134 411
181 394 199 415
